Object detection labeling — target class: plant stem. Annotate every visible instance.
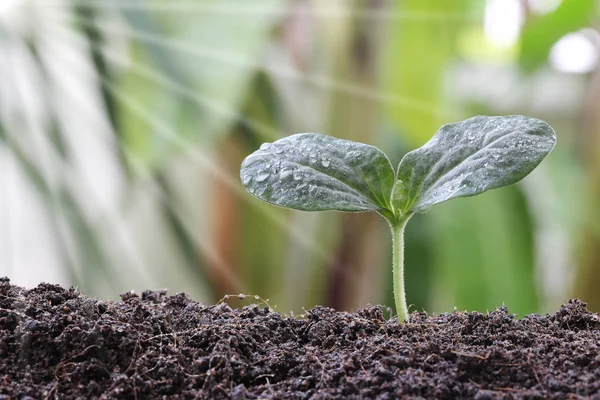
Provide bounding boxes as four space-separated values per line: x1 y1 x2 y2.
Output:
390 216 411 322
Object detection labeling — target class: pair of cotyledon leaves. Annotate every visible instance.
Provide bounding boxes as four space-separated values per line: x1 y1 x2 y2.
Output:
240 116 556 219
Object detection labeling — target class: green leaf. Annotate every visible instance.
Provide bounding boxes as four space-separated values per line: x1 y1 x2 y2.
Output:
395 115 556 213
240 134 395 213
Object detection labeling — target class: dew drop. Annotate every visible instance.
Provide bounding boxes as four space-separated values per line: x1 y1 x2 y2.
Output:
321 159 330 167
279 168 293 180
275 147 284 154
346 151 362 161
293 171 303 181
297 183 308 190
260 143 272 150
242 175 252 186
255 171 270 182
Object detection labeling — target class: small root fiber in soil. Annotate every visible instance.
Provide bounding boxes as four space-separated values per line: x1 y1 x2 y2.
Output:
1 278 599 399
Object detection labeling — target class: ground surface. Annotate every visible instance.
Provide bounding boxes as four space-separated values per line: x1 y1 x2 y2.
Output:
1 279 599 399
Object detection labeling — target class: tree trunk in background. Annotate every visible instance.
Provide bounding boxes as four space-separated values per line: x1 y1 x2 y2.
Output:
326 0 386 311
208 135 244 297
327 213 386 311
575 66 600 312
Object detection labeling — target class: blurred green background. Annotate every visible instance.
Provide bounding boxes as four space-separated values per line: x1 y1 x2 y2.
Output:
1 0 598 316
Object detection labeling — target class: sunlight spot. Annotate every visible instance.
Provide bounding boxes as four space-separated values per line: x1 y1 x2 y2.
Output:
0 0 21 20
484 0 524 48
528 0 562 15
550 31 599 74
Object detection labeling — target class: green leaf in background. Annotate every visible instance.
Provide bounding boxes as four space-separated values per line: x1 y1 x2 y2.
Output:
381 0 471 146
395 115 556 213
519 0 596 73
431 188 538 316
240 134 395 212
115 0 286 168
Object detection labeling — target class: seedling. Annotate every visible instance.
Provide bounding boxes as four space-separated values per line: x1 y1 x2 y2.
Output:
240 116 556 321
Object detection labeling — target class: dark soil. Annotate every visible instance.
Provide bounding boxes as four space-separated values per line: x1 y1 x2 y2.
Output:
1 279 599 399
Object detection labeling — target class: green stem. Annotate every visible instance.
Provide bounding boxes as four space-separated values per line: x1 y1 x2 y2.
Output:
390 215 411 322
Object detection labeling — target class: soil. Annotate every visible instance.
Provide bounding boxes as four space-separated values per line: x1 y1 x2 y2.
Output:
1 278 599 399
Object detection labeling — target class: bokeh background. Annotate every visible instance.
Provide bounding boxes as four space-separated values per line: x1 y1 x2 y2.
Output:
1 0 599 316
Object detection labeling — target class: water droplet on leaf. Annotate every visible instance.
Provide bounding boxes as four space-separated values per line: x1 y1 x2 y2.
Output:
255 171 270 182
242 175 252 186
279 168 293 180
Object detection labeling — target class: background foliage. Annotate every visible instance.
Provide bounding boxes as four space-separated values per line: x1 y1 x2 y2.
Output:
1 0 598 316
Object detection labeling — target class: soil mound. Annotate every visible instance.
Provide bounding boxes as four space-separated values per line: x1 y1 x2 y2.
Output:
1 278 599 399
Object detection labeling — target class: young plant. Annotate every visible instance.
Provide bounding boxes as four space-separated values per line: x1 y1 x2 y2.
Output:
240 115 556 321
